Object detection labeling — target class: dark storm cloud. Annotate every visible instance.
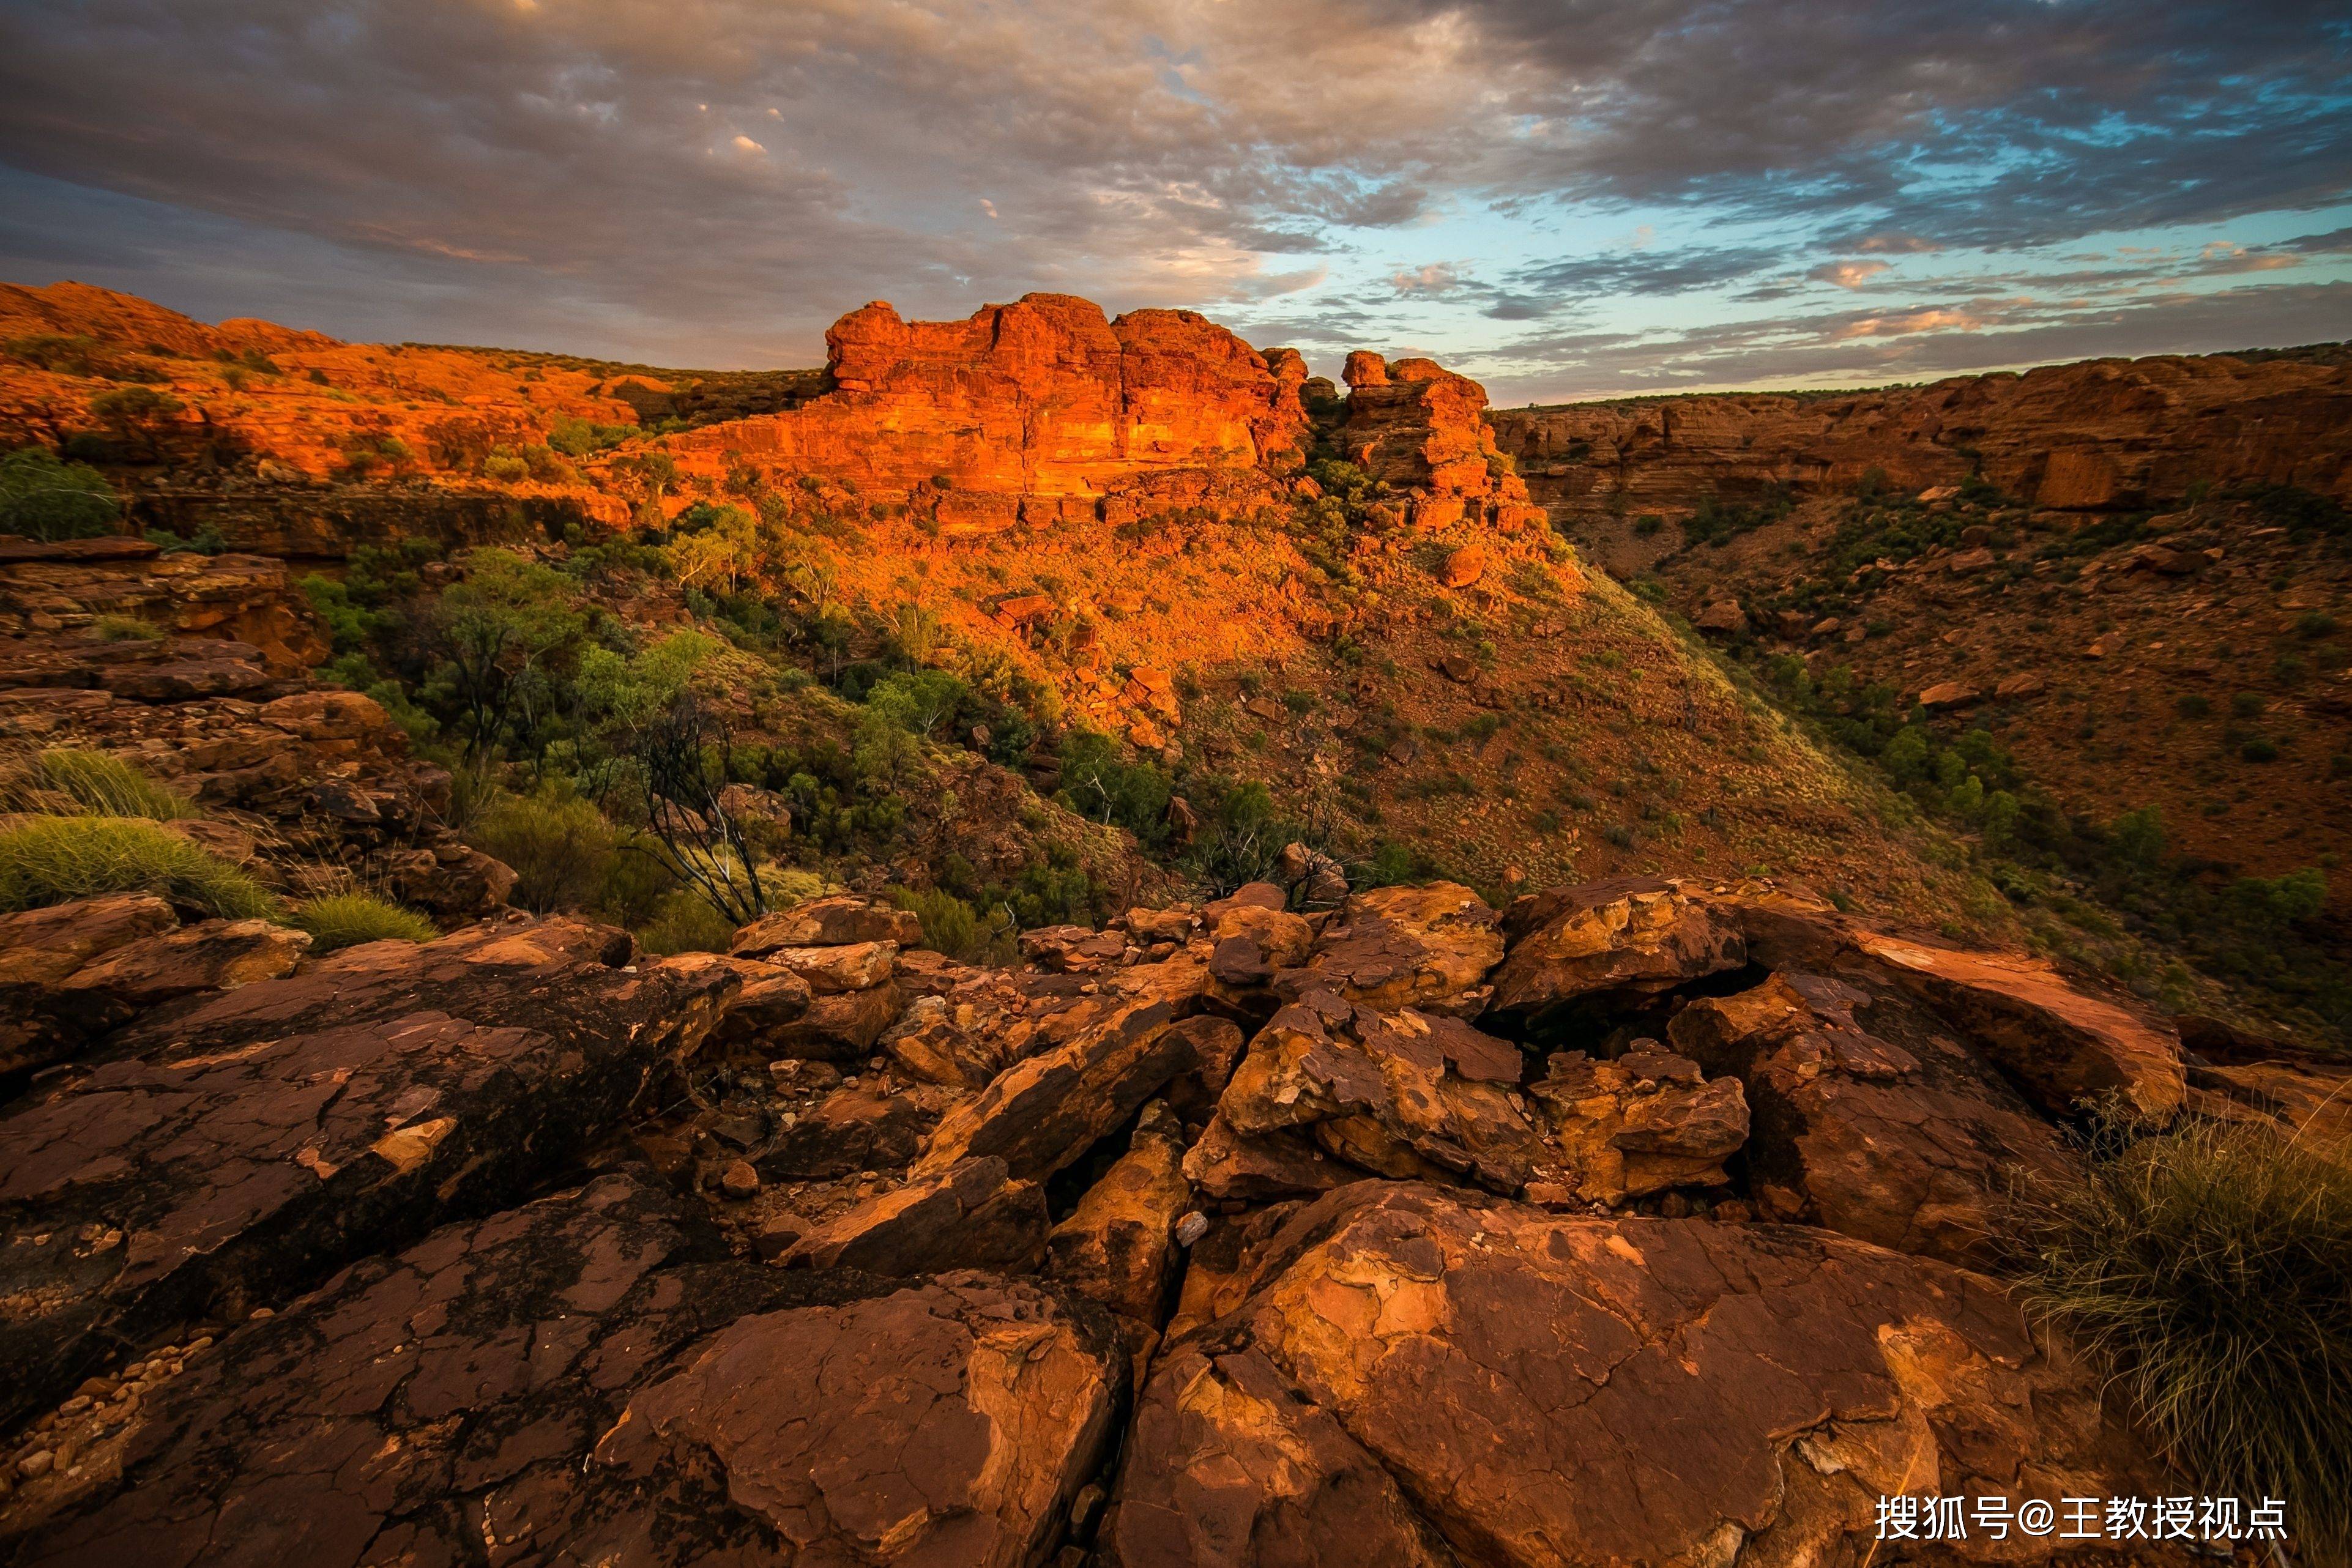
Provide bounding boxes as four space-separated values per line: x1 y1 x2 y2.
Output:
1447 0 2352 247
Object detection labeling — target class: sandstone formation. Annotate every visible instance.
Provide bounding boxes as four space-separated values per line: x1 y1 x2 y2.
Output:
0 915 728 1427
1492 349 2352 522
665 294 1309 529
2 860 2292 1566
1104 1184 2179 1568
4 1173 1128 1568
1338 352 1547 532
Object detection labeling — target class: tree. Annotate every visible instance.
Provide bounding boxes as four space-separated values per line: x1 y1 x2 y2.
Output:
629 693 767 926
0 447 119 540
415 549 587 763
87 385 183 458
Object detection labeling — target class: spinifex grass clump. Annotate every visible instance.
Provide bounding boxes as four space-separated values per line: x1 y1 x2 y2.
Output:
2011 1117 2352 1558
2 746 199 820
0 814 274 918
289 891 438 953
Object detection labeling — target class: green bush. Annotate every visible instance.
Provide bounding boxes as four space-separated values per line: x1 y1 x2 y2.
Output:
888 885 1015 963
471 787 620 913
0 447 119 540
92 614 162 641
636 888 737 955
2012 1118 2352 1560
4 748 198 819
0 816 272 917
290 892 437 952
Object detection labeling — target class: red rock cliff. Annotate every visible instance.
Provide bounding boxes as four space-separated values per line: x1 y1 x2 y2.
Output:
1490 350 2352 520
1336 351 1546 531
666 294 1308 503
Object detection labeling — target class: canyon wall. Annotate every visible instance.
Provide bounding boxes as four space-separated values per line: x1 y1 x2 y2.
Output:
664 294 1311 511
1491 349 2352 521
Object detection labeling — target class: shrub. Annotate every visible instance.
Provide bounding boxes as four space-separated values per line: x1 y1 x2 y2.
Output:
636 888 737 954
2011 1118 2352 1560
92 614 161 641
0 447 119 540
888 885 1016 963
470 787 620 913
290 892 437 953
4 748 198 819
0 816 272 917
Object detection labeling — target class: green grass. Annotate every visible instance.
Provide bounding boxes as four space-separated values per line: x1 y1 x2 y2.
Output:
2011 1118 2352 1558
3 748 199 820
289 892 438 953
0 815 273 918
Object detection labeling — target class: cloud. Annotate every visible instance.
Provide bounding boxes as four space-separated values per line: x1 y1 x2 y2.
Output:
1475 279 2352 402
1388 261 1465 295
0 0 2342 375
1809 259 1893 288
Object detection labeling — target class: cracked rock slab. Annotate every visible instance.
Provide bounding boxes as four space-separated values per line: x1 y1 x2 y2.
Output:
0 917 734 1429
9 1172 1100 1568
1107 1183 2177 1568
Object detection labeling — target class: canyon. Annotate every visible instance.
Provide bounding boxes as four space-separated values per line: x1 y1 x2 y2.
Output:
1 280 2348 1566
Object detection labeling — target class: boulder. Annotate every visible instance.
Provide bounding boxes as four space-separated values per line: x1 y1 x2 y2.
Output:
1019 924 1129 973
732 894 921 954
784 1156 1047 1276
0 894 179 1082
1918 681 1980 708
1105 1184 2175 1568
758 1082 933 1180
1490 877 1744 1019
1180 1113 1365 1203
1527 1047 1749 1203
52 916 309 1024
1045 1101 1193 1325
0 916 732 1427
914 997 1202 1182
1670 972 2072 1260
764 981 906 1061
1845 928 2184 1118
1994 669 2048 699
1280 882 1503 1011
1694 600 1748 634
753 938 898 994
1437 543 1487 588
1217 994 1543 1194
707 956 817 1051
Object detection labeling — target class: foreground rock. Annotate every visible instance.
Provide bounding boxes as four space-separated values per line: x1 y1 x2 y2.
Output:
0 915 733 1427
1106 1183 2176 1568
1671 972 2072 1260
5 1173 1128 1568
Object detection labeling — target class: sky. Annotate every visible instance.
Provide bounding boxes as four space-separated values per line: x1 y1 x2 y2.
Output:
2 0 2349 404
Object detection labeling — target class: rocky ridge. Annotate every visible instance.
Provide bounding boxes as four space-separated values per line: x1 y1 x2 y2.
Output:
2 859 2340 1564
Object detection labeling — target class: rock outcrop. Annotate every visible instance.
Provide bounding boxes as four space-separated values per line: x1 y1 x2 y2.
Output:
4 1173 1129 1568
1338 354 1546 532
1492 350 2352 522
1104 1183 2179 1568
0 916 729 1426
666 294 1309 526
